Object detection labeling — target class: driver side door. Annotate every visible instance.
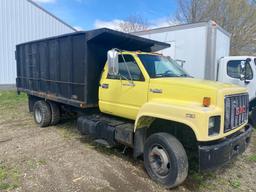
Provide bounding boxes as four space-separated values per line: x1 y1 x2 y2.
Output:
99 54 149 120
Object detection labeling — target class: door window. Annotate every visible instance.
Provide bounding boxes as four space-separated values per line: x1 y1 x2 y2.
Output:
227 60 253 80
108 55 144 81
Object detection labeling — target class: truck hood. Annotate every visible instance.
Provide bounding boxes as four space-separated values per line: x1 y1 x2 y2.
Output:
149 77 247 106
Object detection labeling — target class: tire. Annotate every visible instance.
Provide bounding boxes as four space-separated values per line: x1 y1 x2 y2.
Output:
33 100 52 127
48 101 60 125
250 109 256 128
28 95 38 112
144 133 188 188
28 97 34 112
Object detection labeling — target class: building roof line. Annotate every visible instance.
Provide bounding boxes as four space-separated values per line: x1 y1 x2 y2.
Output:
26 0 77 32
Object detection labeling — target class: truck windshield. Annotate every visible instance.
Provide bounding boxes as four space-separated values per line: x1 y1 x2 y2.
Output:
138 54 189 78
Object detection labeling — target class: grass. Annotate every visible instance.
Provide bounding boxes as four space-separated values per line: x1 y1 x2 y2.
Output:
0 91 27 119
185 170 218 191
0 165 20 190
247 154 256 162
56 121 78 140
27 159 47 170
229 179 241 189
0 91 27 106
38 159 47 165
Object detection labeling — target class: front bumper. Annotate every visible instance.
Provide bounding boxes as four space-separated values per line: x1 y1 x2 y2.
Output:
199 124 253 170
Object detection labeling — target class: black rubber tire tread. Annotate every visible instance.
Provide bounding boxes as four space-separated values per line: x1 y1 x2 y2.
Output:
250 109 256 128
48 101 60 125
28 95 39 112
28 97 34 112
33 100 52 127
144 132 188 188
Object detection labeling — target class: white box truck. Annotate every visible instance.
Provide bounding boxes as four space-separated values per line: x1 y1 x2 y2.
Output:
133 21 256 125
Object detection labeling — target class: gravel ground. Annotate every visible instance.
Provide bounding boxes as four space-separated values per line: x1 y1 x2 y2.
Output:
0 91 255 192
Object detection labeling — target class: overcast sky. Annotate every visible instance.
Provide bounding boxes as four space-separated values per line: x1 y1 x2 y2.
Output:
32 0 178 31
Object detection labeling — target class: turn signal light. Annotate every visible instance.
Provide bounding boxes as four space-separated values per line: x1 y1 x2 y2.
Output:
203 97 211 107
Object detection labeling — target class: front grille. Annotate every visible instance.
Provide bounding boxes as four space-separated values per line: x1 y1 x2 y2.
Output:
224 94 249 132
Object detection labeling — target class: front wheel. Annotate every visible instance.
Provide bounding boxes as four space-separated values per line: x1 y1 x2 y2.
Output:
144 133 188 188
250 108 256 127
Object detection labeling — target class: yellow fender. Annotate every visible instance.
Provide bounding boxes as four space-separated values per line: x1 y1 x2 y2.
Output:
134 100 222 141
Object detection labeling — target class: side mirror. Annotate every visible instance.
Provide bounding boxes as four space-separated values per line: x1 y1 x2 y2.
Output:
239 60 246 80
107 49 119 75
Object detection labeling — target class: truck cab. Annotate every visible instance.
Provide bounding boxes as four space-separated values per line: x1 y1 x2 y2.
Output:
96 50 252 187
217 56 256 124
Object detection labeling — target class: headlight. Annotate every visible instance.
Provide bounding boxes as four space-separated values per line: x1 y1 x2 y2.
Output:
208 116 221 136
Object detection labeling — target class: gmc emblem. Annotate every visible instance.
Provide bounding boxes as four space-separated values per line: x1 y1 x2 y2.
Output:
236 106 246 116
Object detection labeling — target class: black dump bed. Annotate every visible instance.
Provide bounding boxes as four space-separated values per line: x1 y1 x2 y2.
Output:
16 28 169 108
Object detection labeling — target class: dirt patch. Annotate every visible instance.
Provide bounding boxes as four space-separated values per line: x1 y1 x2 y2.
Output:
0 91 255 192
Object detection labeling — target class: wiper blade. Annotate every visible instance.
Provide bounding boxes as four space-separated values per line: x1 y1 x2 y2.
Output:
156 74 178 77
155 73 191 78
178 74 188 77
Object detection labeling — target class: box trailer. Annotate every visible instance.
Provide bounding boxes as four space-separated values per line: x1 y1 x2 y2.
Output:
133 21 256 125
133 20 230 80
16 28 252 188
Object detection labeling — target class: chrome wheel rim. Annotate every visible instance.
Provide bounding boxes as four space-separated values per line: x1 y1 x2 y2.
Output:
149 144 170 177
35 107 42 123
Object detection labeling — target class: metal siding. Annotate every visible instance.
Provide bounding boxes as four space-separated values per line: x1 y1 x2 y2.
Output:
0 0 75 85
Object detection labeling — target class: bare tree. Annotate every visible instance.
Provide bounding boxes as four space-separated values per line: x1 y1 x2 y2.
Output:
119 15 149 33
175 0 256 55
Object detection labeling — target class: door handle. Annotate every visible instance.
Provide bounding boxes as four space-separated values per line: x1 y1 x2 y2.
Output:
101 83 109 89
150 89 162 93
122 82 135 87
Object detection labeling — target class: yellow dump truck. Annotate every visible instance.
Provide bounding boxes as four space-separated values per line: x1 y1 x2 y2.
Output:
16 29 252 188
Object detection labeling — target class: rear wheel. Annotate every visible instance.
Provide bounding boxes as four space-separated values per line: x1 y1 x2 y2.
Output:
144 133 188 188
28 95 39 112
48 101 60 125
33 100 52 127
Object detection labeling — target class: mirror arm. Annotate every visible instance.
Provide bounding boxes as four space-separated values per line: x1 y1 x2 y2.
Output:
119 74 135 86
120 53 134 83
244 79 250 84
119 73 130 82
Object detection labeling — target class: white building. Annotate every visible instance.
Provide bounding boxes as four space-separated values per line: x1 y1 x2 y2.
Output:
0 0 76 85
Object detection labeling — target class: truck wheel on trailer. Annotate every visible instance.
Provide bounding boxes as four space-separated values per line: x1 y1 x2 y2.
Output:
143 133 188 188
33 100 52 127
48 101 60 125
